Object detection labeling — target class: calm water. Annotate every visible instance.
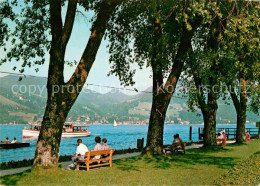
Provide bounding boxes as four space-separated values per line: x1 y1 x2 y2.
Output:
0 124 257 162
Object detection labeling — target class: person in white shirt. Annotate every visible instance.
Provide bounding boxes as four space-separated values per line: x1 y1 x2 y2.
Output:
11 137 17 143
71 139 89 170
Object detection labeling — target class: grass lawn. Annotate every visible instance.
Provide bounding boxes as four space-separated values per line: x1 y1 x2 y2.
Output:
1 140 259 185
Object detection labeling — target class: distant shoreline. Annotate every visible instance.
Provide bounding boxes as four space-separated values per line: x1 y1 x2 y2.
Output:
0 123 257 125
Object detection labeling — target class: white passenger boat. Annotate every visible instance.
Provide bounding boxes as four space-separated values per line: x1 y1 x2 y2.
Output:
23 121 91 138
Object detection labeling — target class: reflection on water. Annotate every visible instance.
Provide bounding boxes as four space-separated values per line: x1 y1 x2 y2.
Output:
0 124 256 162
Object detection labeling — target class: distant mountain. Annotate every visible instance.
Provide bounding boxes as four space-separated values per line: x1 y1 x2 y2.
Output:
0 75 259 124
104 88 131 102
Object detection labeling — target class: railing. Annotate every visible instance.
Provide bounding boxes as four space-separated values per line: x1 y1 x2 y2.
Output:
198 127 259 140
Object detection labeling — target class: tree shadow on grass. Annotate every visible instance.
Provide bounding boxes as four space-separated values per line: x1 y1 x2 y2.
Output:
0 169 32 186
188 146 233 154
144 156 172 169
142 147 238 170
114 156 142 172
254 151 260 155
112 146 238 172
172 153 238 169
227 142 248 147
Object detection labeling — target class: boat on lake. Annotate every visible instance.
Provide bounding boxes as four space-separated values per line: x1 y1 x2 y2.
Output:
0 142 30 149
113 120 118 127
22 121 91 138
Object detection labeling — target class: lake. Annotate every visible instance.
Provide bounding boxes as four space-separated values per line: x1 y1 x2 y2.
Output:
0 124 257 163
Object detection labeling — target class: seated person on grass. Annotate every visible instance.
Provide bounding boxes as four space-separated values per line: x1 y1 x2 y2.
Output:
216 130 226 147
71 139 89 171
172 134 186 153
244 130 251 143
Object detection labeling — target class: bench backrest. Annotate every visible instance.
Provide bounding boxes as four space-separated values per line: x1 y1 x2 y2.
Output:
85 149 114 158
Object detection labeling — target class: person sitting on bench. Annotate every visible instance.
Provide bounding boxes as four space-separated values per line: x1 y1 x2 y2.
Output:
172 134 186 153
102 138 109 150
71 139 89 171
93 136 103 160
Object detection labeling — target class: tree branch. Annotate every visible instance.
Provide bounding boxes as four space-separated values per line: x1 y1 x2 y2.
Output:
192 70 209 114
164 17 202 92
50 0 63 43
65 0 125 93
62 0 78 49
228 83 241 113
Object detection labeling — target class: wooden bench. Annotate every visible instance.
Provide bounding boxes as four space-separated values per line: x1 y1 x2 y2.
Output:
78 149 114 171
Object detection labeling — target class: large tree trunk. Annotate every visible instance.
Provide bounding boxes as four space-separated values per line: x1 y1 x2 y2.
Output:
236 108 246 143
33 0 120 167
192 67 218 146
146 16 201 155
236 73 247 143
203 92 218 146
33 95 69 165
146 94 169 154
228 72 248 144
146 16 165 155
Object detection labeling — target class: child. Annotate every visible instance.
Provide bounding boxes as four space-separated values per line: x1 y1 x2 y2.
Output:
102 138 109 150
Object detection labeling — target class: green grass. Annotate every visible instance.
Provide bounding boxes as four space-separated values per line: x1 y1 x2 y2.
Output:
214 151 260 185
1 140 259 185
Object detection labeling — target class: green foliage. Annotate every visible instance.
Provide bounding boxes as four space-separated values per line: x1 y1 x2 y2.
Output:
0 0 15 47
218 1 260 114
181 1 260 114
107 0 215 86
0 0 109 73
1 0 51 73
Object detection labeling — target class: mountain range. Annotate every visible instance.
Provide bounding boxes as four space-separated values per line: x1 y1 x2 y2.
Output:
0 75 259 124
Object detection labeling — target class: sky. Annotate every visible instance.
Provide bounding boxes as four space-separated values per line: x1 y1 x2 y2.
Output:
0 3 152 95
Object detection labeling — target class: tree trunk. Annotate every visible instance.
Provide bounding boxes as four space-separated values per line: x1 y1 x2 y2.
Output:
146 94 169 155
203 113 217 146
192 67 218 146
146 16 201 155
33 47 72 166
33 94 68 166
33 0 120 167
146 15 165 155
236 74 247 143
236 109 246 143
202 92 218 146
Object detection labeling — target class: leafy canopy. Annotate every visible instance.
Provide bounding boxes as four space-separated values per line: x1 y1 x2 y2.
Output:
107 0 217 86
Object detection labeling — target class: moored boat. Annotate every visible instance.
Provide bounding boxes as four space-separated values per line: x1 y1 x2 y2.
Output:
23 121 91 138
0 142 30 149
